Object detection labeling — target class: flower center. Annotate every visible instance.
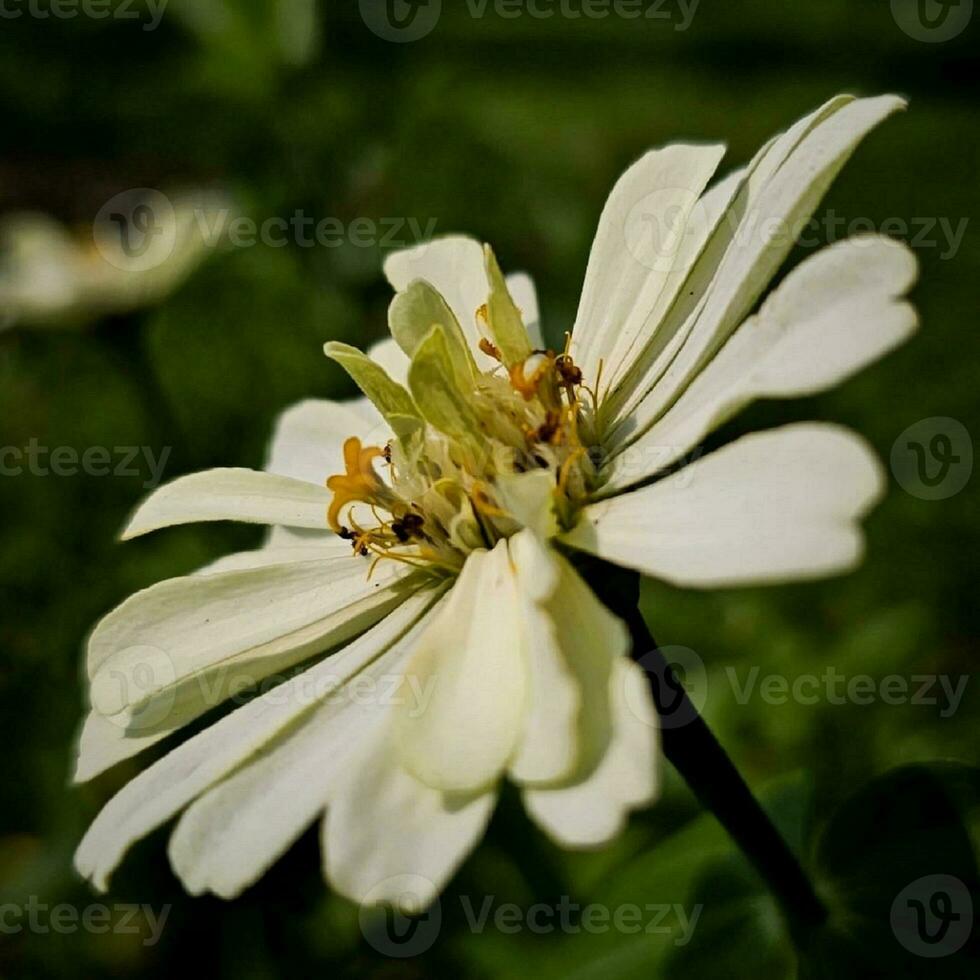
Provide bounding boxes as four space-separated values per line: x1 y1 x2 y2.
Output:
326 341 600 574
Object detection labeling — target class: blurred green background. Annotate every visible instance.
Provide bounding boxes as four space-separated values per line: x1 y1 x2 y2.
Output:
1 1 977 977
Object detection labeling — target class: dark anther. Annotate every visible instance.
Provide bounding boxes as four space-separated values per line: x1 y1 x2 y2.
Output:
534 410 561 444
392 512 423 543
402 513 424 534
555 355 583 386
479 337 502 361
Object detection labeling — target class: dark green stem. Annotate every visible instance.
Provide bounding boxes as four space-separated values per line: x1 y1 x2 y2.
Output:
583 559 828 943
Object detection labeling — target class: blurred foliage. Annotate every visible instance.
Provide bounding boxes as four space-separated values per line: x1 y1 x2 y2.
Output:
1 0 978 977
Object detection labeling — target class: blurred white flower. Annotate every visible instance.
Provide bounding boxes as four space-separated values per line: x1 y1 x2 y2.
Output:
74 94 917 910
0 189 230 329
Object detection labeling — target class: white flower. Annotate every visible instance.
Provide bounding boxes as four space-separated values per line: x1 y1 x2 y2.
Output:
74 94 918 911
0 191 228 330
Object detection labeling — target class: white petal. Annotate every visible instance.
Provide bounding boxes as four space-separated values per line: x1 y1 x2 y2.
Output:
73 711 172 785
602 235 918 492
384 239 540 366
508 526 560 601
194 541 351 575
263 525 345 549
493 469 560 541
603 95 858 425
600 164 748 406
121 468 335 540
516 555 657 846
322 717 496 912
384 235 494 366
507 532 579 785
569 143 726 387
366 336 411 386
394 541 526 793
265 397 388 487
506 272 543 348
524 657 658 847
74 590 440 890
608 96 905 445
262 394 368 548
86 558 415 743
166 600 443 899
566 423 885 588
697 96 906 345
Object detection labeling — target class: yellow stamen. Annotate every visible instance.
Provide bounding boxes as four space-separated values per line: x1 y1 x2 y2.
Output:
471 483 509 519
509 351 554 401
326 436 389 532
557 447 586 495
592 358 605 412
479 337 502 361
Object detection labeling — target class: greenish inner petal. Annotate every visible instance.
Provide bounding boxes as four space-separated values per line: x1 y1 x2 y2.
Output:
324 265 601 574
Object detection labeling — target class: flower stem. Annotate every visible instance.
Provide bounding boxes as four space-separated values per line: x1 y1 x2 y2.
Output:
582 559 828 941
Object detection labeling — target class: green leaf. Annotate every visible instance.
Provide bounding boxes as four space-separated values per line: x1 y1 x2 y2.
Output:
407 324 483 442
801 762 980 979
322 341 423 442
484 244 533 366
388 279 478 384
663 861 795 980
657 775 806 980
510 775 808 980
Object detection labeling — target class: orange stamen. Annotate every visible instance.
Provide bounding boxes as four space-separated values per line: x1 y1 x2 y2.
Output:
326 436 388 532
